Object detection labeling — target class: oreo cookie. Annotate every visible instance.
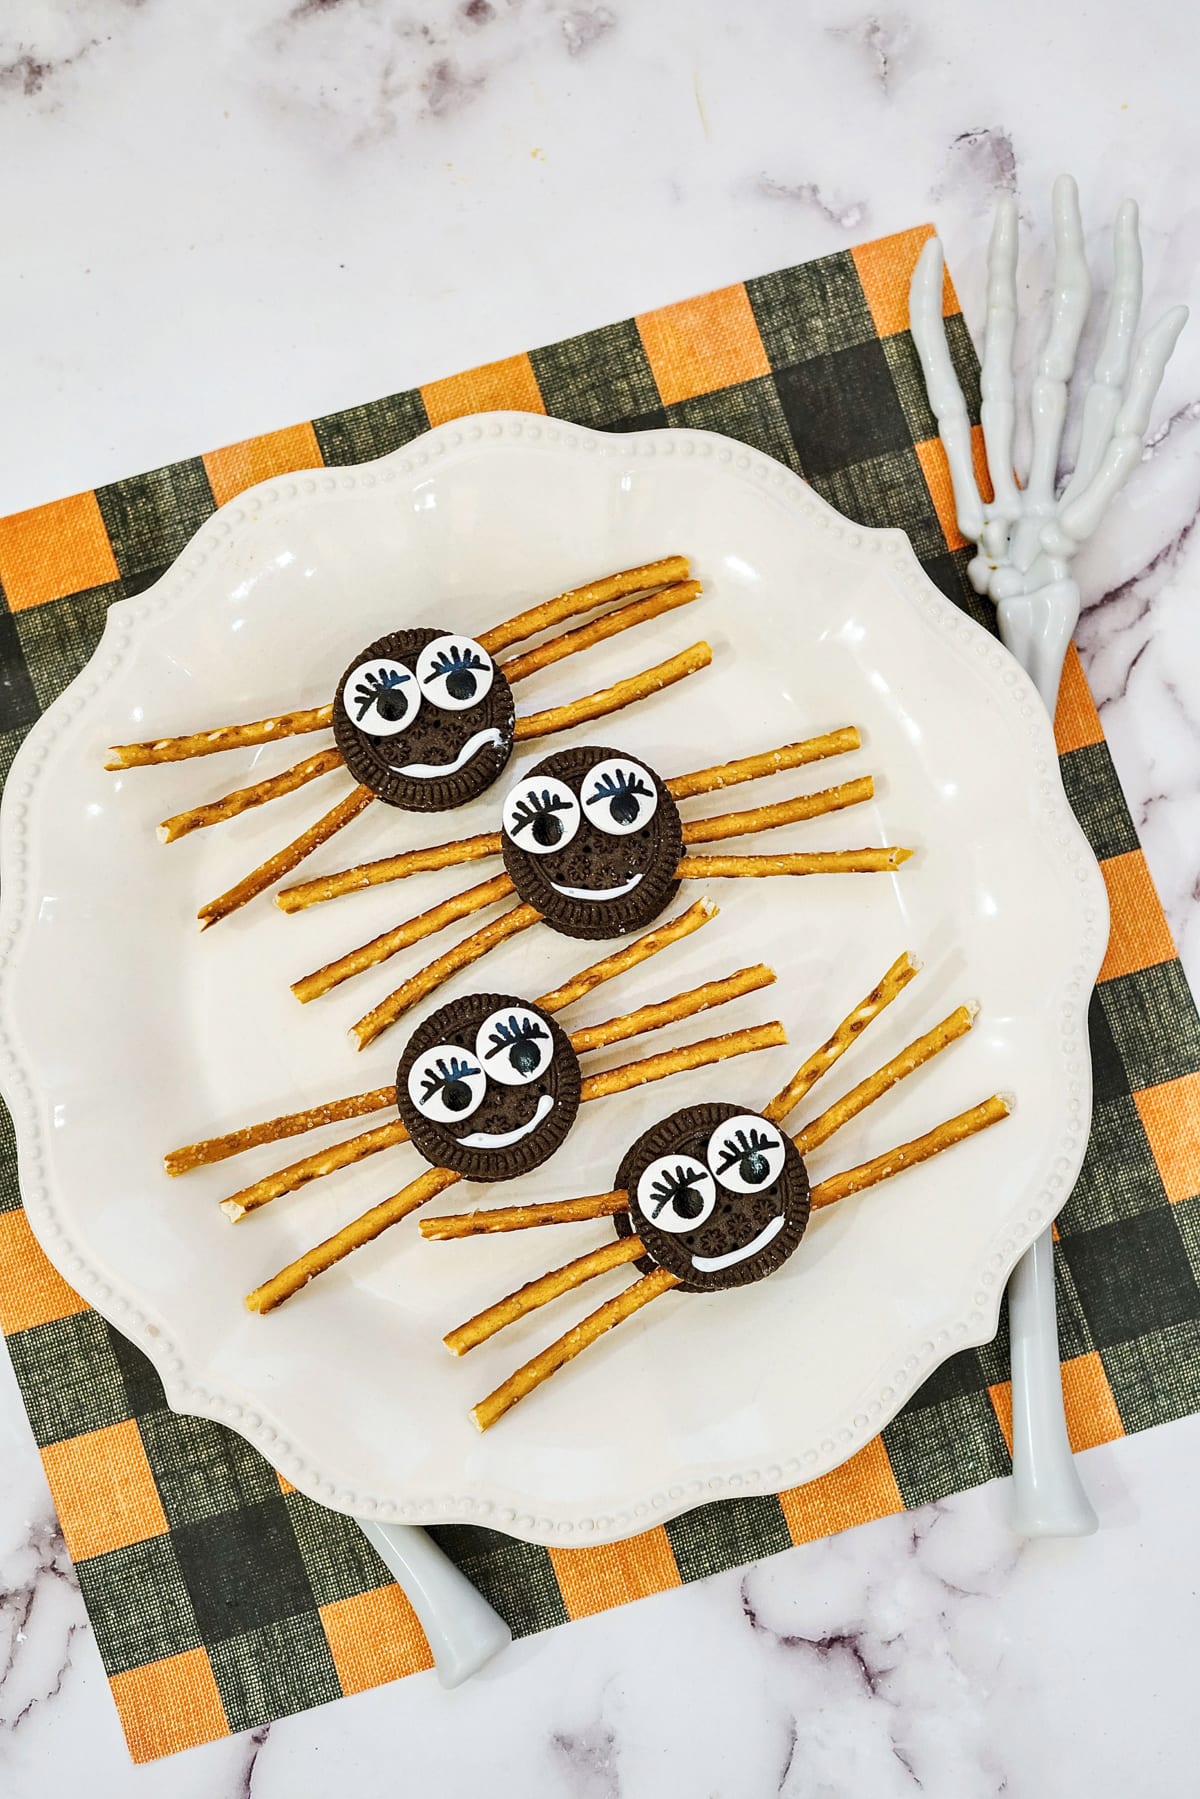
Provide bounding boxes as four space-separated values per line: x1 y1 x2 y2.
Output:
500 745 683 941
614 1101 811 1293
395 992 581 1182
333 627 516 812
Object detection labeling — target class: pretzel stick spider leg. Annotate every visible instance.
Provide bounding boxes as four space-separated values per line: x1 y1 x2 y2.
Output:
159 748 346 844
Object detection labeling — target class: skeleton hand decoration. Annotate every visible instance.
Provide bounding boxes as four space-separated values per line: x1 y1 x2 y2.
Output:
909 175 1187 710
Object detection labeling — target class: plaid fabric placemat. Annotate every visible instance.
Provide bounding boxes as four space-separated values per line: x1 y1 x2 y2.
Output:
1 226 1198 1763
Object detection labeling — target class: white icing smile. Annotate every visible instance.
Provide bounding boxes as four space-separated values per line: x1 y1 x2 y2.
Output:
548 870 643 902
390 727 503 780
690 1213 785 1273
455 1091 554 1149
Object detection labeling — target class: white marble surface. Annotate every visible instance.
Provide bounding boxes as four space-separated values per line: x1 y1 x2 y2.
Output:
2 0 1198 1791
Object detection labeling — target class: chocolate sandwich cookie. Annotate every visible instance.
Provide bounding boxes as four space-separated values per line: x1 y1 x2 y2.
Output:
396 992 581 1182
500 745 683 941
333 627 516 812
614 1100 811 1292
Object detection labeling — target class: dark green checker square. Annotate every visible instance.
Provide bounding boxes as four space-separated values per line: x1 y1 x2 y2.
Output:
748 254 877 365
312 389 430 467
427 1524 568 1637
881 317 982 444
974 1296 1013 1387
95 459 215 579
75 1535 201 1676
665 1493 791 1583
0 725 33 791
137 1409 282 1527
667 375 801 473
532 320 662 431
1086 986 1131 1105
105 1319 166 1420
906 1344 991 1410
1102 1317 1200 1435
918 548 996 634
1099 963 1200 1092
1175 1193 1200 1285
5 1308 132 1447
811 446 947 559
1051 1248 1098 1361
171 1496 316 1643
286 1488 391 1607
1060 1210 1198 1349
776 340 913 478
209 1613 341 1734
14 585 119 713
882 1390 1011 1509
0 603 40 734
1057 1094 1165 1233
1059 742 1141 863
0 1105 20 1213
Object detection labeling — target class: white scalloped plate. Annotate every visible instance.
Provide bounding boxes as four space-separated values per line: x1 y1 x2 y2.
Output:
0 415 1107 1546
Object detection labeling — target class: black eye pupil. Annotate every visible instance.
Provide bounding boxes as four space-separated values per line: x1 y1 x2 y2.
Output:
446 667 477 702
609 791 640 826
375 690 408 724
673 1185 706 1220
443 1080 474 1112
532 813 564 848
741 1151 771 1186
509 1039 541 1076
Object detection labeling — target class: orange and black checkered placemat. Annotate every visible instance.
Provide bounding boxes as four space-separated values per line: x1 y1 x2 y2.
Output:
1 226 1198 1762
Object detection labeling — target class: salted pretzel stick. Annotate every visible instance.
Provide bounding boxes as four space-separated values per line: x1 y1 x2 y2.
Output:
567 965 775 1056
680 777 874 847
512 642 711 742
476 557 689 657
445 1238 647 1356
762 951 920 1125
292 872 518 1004
665 729 861 801
222 1118 412 1221
277 830 503 913
246 1165 464 1313
421 1189 630 1240
577 1021 786 1103
472 1269 680 1430
536 897 716 1011
106 703 335 771
500 582 701 683
675 847 911 879
793 1005 977 1157
166 1085 396 1177
809 1095 1012 1211
159 748 345 844
351 904 542 1049
198 785 375 929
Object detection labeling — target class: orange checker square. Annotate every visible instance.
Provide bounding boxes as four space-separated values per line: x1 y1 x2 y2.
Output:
203 421 324 509
320 1585 435 1694
778 1435 903 1545
549 1523 682 1621
110 1647 229 1763
852 224 960 339
1098 850 1178 983
1054 643 1105 754
275 1469 297 1496
0 1209 90 1334
0 488 119 612
1134 1072 1200 1205
990 1350 1125 1455
422 352 546 428
636 283 770 407
914 428 993 552
41 1418 168 1561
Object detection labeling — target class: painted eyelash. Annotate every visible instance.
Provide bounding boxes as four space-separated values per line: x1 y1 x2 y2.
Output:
587 768 652 805
712 1127 774 1175
508 789 573 836
423 645 488 684
646 1163 705 1218
352 667 410 721
483 1016 549 1059
418 1055 479 1101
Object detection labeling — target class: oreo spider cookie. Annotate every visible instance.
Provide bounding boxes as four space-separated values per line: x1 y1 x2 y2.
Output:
333 627 516 812
500 745 683 941
614 1101 811 1293
395 992 581 1182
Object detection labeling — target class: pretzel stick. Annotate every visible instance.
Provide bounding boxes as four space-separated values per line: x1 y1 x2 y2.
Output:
676 848 911 879
106 703 335 770
680 778 874 847
445 1238 647 1356
158 748 345 844
501 582 701 684
535 897 717 1012
198 785 375 929
472 1269 680 1430
277 831 503 913
222 1118 412 1221
351 903 543 1049
809 1095 1012 1211
292 872 517 1004
166 1086 396 1177
793 1005 977 1156
512 643 712 742
577 1021 786 1103
665 729 861 801
763 951 920 1125
420 1189 630 1240
245 1165 464 1314
567 964 775 1056
477 557 690 657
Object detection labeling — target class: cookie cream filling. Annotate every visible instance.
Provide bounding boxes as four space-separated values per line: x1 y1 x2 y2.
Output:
548 870 644 902
390 726 503 779
455 1091 554 1148
690 1213 785 1272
